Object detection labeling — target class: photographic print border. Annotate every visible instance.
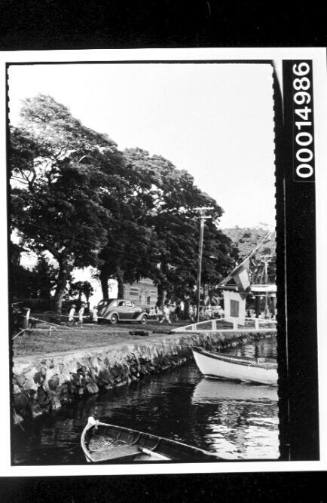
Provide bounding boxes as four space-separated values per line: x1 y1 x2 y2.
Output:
1 48 326 476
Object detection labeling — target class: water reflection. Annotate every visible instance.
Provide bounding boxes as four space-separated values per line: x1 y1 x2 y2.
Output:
12 337 279 464
193 379 278 403
223 336 277 359
192 379 278 459
192 336 279 460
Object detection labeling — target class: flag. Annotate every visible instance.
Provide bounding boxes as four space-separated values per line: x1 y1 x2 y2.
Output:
231 259 251 296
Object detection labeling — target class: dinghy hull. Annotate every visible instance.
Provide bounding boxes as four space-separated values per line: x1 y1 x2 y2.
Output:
192 347 278 386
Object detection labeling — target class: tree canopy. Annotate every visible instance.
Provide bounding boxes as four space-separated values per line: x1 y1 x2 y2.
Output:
10 94 238 312
99 147 237 303
10 95 124 311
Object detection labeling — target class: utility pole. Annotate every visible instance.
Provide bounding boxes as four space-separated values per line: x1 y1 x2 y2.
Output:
195 207 212 322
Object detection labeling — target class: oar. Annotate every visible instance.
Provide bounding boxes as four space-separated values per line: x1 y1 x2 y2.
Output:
138 447 169 460
138 447 153 456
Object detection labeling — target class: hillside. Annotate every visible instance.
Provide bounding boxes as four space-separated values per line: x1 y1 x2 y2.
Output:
223 227 276 260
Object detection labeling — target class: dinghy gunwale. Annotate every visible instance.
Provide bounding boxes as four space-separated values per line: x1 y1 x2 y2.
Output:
193 347 277 370
81 417 222 463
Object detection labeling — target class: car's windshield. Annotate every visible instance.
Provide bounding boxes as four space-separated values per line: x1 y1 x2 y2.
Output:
98 300 118 308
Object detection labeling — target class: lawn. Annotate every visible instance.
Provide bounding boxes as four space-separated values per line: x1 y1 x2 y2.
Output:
12 321 183 357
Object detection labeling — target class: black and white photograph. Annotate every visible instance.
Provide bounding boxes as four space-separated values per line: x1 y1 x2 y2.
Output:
1 49 326 475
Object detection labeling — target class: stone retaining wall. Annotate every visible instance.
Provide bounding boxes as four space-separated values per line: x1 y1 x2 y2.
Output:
12 330 276 423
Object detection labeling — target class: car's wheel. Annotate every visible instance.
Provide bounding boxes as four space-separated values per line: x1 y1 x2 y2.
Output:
140 314 148 325
110 314 118 325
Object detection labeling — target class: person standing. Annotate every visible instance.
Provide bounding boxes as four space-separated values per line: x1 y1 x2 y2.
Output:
78 303 86 324
68 304 76 324
160 303 171 324
188 304 195 322
92 305 98 323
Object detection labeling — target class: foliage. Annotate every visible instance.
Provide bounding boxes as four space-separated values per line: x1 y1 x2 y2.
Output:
69 281 94 303
10 95 239 310
113 148 238 302
223 226 276 283
10 253 57 308
9 95 124 312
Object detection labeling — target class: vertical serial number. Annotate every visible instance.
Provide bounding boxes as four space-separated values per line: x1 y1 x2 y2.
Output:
292 61 315 181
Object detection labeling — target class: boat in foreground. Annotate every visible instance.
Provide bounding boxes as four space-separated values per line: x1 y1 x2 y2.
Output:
81 417 222 463
192 347 278 386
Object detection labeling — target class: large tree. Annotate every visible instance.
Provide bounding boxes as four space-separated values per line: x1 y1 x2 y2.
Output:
104 148 238 304
10 95 238 311
9 95 124 312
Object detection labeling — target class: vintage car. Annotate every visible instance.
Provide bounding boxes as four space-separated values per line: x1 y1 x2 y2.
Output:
97 299 148 324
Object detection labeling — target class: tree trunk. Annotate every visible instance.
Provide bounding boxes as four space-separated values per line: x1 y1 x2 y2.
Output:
52 257 74 314
100 269 109 300
116 267 124 298
52 283 67 315
85 291 91 311
157 284 167 307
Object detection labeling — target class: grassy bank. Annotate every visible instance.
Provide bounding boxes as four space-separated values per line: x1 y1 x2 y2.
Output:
12 327 277 423
12 321 184 356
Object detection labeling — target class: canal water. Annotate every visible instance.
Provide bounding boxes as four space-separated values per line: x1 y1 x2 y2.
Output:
12 336 279 464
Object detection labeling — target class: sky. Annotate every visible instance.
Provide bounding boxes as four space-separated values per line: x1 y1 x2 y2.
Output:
8 63 276 229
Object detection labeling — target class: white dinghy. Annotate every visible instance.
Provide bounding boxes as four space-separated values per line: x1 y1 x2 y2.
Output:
192 347 278 386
